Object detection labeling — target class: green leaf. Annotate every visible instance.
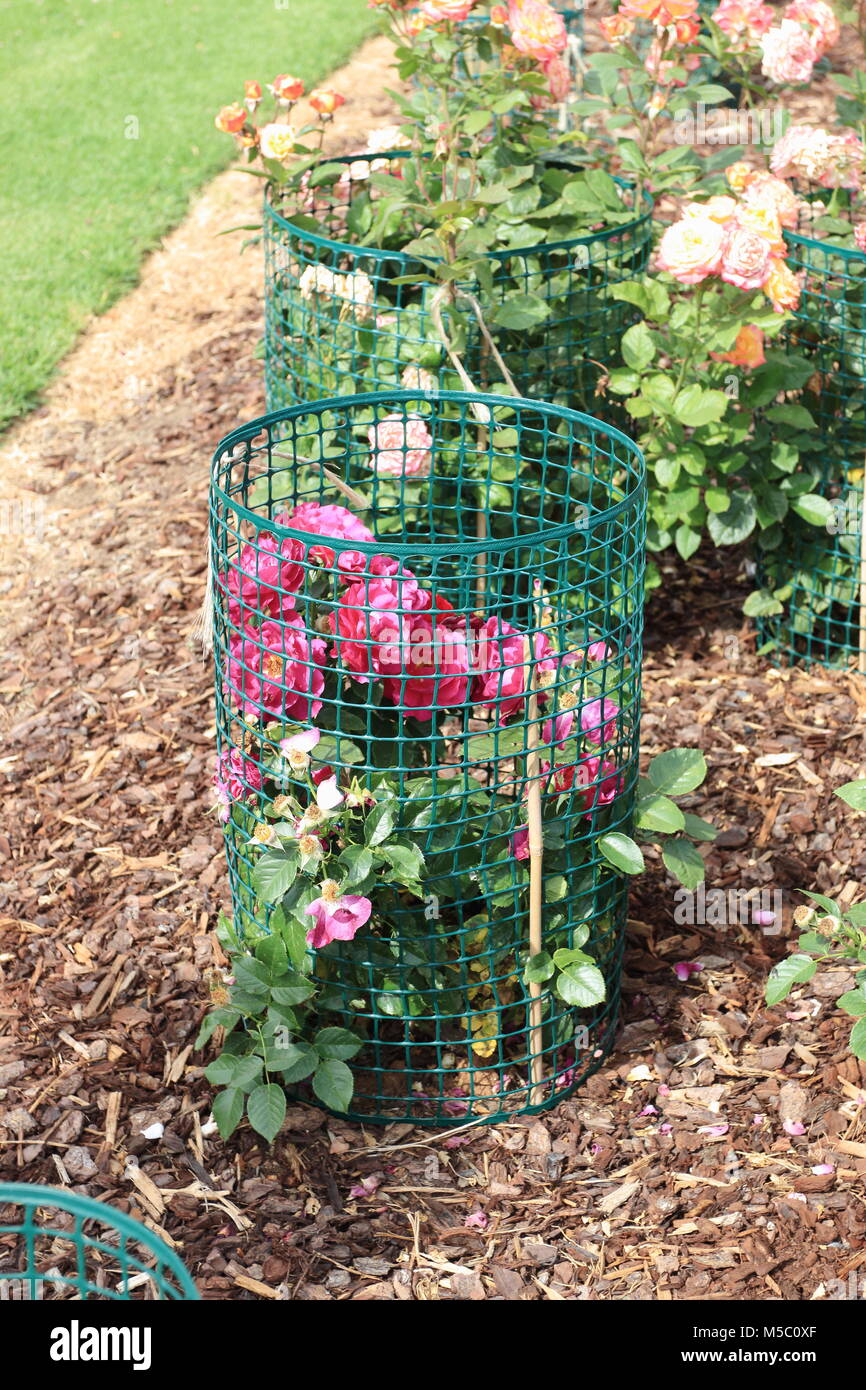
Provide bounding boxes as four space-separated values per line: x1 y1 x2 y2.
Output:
635 793 685 833
673 384 728 427
492 293 550 331
271 971 317 1006
204 1052 263 1090
314 1027 363 1061
675 523 701 562
253 847 299 903
707 490 756 546
648 748 707 796
338 845 374 888
621 321 655 371
682 812 718 843
255 934 288 978
838 990 866 1017
524 950 554 984
246 1083 287 1144
599 832 645 875
365 799 396 847
837 780 866 812
312 1058 354 1112
196 1007 241 1048
792 493 834 528
743 588 784 617
273 1039 319 1083
662 837 706 890
850 1016 866 1060
556 962 606 1008
212 1087 245 1141
765 954 817 1006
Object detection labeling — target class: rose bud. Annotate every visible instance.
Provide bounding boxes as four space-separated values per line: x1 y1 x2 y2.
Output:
309 88 345 116
214 102 247 134
273 73 304 102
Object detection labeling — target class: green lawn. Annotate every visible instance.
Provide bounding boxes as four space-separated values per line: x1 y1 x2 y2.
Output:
0 0 374 427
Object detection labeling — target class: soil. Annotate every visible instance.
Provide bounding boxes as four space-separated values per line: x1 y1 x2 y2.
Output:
1 30 865 1302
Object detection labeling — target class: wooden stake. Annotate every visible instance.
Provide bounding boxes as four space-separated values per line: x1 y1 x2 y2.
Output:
524 635 545 1105
859 458 866 675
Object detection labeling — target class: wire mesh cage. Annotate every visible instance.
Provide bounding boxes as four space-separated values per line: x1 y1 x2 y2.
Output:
0 1184 198 1301
210 389 645 1124
263 152 652 415
756 225 866 667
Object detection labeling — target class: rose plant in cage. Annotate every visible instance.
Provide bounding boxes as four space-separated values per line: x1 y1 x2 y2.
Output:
214 2 652 414
201 389 712 1136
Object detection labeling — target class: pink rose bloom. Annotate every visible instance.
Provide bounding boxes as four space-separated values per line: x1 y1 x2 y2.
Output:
470 618 556 724
719 224 774 290
760 19 816 83
713 0 774 49
278 502 375 569
856 224 866 253
543 55 571 103
656 215 726 284
305 889 372 949
586 640 612 662
771 125 864 190
223 531 306 626
540 755 623 816
378 611 472 720
213 749 263 820
742 171 799 229
367 413 433 478
421 0 476 19
784 0 840 58
542 709 575 746
330 570 431 681
507 0 567 61
227 613 328 723
580 698 619 745
512 825 530 860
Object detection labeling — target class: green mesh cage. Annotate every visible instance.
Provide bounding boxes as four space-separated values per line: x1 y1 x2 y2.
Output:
0 1184 198 1301
210 389 645 1125
757 226 866 667
263 153 652 415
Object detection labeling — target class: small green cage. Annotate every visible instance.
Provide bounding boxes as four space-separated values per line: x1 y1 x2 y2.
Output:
757 223 866 667
0 1184 198 1301
209 390 645 1124
263 153 652 416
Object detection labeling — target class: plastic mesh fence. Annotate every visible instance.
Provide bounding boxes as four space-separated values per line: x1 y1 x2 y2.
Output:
757 225 866 667
210 389 646 1124
0 1184 198 1301
263 153 652 416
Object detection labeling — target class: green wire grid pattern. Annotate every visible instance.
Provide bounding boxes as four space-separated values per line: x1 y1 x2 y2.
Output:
263 152 652 415
0 1184 198 1301
210 389 646 1124
757 226 866 667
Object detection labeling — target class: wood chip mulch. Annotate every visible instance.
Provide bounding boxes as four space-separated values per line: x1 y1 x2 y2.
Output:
1 33 865 1302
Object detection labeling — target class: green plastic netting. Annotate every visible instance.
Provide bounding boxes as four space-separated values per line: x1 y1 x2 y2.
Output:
263 153 652 415
757 225 866 667
0 1184 198 1301
210 389 645 1124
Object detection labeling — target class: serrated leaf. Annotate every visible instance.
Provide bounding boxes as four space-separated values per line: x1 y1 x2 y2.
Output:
850 1016 866 1059
599 832 645 875
246 1083 287 1143
648 748 707 795
212 1088 245 1141
765 954 817 1005
556 962 606 1008
635 793 685 833
524 950 554 984
314 1027 363 1060
662 837 706 890
837 780 866 811
312 1058 354 1112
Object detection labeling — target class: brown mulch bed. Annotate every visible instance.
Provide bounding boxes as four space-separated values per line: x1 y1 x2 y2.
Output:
2 34 866 1302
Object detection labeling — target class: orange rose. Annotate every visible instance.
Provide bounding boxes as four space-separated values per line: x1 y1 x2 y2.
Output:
273 74 304 101
490 3 508 22
674 16 700 41
600 13 636 42
714 324 766 368
725 160 753 192
214 102 247 134
764 257 801 312
734 203 785 256
244 80 262 102
310 88 345 116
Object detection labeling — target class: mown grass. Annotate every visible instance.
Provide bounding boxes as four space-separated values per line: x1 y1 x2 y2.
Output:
0 0 374 427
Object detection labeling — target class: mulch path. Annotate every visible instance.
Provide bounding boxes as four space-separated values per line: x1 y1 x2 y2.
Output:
1 32 866 1302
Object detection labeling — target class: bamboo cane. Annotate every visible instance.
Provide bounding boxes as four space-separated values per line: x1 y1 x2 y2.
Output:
524 635 545 1105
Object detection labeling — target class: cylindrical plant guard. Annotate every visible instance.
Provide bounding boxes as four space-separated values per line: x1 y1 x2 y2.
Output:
211 390 645 1124
263 153 652 414
0 1184 198 1301
758 227 866 667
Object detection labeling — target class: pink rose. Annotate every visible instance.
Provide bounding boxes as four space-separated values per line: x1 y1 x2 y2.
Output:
712 0 774 49
378 611 472 720
330 571 431 682
771 125 864 191
367 413 433 478
784 0 840 59
580 698 619 746
543 55 571 103
278 501 375 569
470 618 556 724
213 749 263 820
507 0 567 61
760 19 816 84
227 613 328 723
719 223 774 290
512 825 531 860
305 889 372 948
856 224 866 253
223 531 306 626
422 0 476 19
656 215 726 285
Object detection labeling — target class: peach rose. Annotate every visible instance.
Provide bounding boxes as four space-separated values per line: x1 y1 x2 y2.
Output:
600 14 635 43
507 0 567 61
733 203 785 256
725 161 753 192
764 257 801 312
742 172 799 231
310 89 346 116
719 225 774 290
683 195 737 224
273 74 304 102
656 215 726 284
244 80 262 102
214 103 247 134
713 324 766 368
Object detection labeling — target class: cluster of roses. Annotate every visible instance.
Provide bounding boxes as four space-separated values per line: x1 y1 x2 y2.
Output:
656 177 802 312
712 0 839 86
600 0 703 90
369 0 573 104
214 74 345 166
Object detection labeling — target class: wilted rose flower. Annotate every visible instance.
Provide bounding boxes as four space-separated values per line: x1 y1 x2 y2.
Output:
713 323 766 368
259 122 298 162
336 270 376 322
543 55 571 103
712 0 774 50
213 749 263 820
401 364 437 393
784 0 840 59
855 224 866 253
298 263 338 300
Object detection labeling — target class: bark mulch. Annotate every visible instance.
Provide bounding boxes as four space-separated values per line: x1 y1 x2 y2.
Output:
1 34 865 1303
